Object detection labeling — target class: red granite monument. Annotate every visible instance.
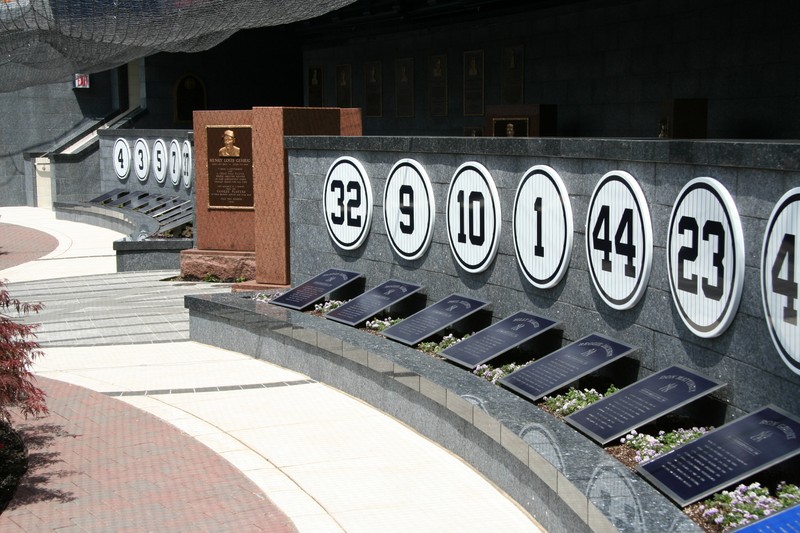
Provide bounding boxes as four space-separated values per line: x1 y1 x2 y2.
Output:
181 107 362 286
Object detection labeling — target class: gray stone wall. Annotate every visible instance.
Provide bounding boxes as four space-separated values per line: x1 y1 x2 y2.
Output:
0 76 115 206
286 136 800 420
98 129 194 201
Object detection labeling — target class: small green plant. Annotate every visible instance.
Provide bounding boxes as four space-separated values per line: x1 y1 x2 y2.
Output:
313 299 348 313
417 332 470 354
234 276 247 283
365 316 402 331
698 482 800 531
473 362 528 383
252 291 282 301
542 385 619 417
619 426 710 464
202 273 220 283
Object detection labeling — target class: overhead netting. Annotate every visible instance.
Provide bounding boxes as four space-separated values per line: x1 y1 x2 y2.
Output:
0 0 358 93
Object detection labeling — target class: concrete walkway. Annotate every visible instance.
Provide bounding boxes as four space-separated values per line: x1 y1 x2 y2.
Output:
0 207 544 532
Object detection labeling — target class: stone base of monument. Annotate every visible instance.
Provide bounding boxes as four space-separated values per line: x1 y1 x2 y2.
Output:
115 238 193 272
180 249 255 281
185 291 701 533
230 280 289 293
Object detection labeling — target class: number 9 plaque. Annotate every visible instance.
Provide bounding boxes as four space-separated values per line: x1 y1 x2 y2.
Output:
383 159 435 260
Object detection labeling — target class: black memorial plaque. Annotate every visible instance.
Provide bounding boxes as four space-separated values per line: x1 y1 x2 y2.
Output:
499 333 636 402
566 365 726 445
270 269 363 311
638 405 800 507
440 310 560 369
381 294 489 346
733 502 800 532
325 280 423 327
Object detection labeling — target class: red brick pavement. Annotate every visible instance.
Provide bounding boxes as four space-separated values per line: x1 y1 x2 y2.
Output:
0 377 297 532
0 223 59 271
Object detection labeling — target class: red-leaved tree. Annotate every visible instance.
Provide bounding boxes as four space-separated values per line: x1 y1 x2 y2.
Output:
0 280 47 422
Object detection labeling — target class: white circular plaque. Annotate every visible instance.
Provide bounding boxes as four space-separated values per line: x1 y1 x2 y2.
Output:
181 140 193 189
323 156 373 250
513 165 573 289
383 159 436 260
762 188 800 374
667 177 744 338
113 138 131 180
585 170 653 310
133 138 150 182
446 161 501 274
151 139 167 184
168 139 182 186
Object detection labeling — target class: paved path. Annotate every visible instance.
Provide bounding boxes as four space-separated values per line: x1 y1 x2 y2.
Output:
0 207 544 532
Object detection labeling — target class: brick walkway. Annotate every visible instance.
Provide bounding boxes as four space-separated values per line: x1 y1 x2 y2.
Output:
0 377 296 533
0 223 59 271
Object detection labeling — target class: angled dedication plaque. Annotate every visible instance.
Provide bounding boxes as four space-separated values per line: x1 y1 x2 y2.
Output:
566 365 725 445
325 279 423 327
638 405 800 507
499 333 636 402
732 502 800 532
381 294 490 346
270 269 363 311
440 310 561 369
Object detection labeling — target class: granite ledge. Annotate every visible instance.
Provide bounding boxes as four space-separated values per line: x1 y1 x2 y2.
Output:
185 291 700 533
284 136 800 171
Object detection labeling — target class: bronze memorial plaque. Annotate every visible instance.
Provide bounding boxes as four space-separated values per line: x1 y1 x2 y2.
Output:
207 125 253 209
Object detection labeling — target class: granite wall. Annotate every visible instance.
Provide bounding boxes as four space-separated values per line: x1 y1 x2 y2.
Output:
285 136 800 420
98 129 194 202
0 75 115 206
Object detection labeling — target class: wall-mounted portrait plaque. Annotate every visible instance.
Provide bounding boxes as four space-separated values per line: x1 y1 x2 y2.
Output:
364 61 382 117
308 66 324 107
206 126 253 208
395 58 414 117
429 54 447 117
493 118 528 137
325 279 423 327
463 50 484 116
638 405 800 507
381 294 490 346
270 269 364 311
336 64 352 108
566 365 725 445
440 310 561 369
499 333 636 402
501 45 524 105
